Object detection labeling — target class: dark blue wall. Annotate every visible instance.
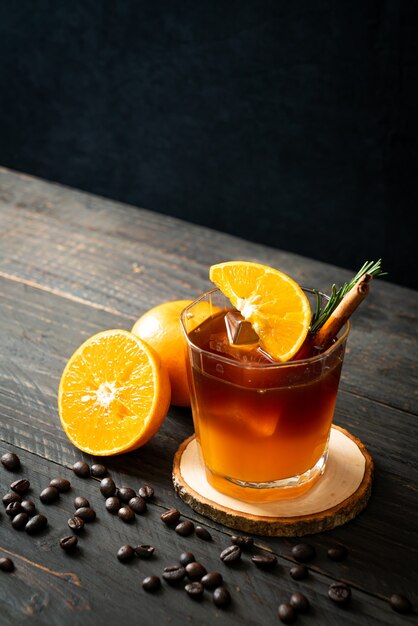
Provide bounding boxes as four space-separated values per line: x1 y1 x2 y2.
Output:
0 1 416 288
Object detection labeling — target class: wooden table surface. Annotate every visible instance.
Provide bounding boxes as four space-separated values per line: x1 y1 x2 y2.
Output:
0 167 417 625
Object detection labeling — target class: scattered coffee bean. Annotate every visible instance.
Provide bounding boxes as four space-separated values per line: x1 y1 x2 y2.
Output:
60 536 78 552
201 572 223 590
175 520 194 536
10 479 30 495
90 463 107 478
213 586 231 608
100 477 116 497
289 564 309 580
1 452 20 471
185 581 204 600
0 557 14 572
129 496 147 514
25 513 48 534
75 507 96 522
118 506 135 523
117 544 135 562
327 545 348 561
328 582 351 606
292 543 316 563
20 499 36 516
185 562 207 580
278 603 296 624
6 501 22 517
72 461 90 478
50 477 71 493
118 487 136 503
142 575 161 592
231 535 254 551
163 564 186 584
179 552 196 567
2 492 21 507
160 508 181 526
40 486 59 504
138 485 154 500
68 516 84 532
105 496 121 514
74 496 90 509
195 525 212 541
290 591 310 613
251 554 277 570
134 544 155 559
220 545 241 564
11 512 29 530
389 593 412 614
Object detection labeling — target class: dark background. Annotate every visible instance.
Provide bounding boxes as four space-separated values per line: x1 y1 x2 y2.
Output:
0 1 417 288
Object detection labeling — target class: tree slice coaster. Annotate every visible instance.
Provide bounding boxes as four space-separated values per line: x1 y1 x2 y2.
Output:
172 425 373 537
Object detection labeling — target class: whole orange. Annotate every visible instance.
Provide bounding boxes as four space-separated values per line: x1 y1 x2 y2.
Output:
132 300 193 407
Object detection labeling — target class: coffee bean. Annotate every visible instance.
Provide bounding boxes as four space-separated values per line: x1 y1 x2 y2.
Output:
74 507 96 522
40 486 59 504
105 496 121 514
118 487 136 503
179 552 195 566
328 582 351 606
251 554 277 570
134 544 155 559
185 581 204 600
11 512 29 530
185 562 207 581
25 513 48 534
10 479 30 495
68 516 84 532
389 593 412 614
195 526 212 541
201 572 223 590
142 575 161 592
292 543 316 563
72 461 90 478
290 592 310 613
117 544 135 562
231 535 254 551
213 586 231 608
60 536 78 552
6 501 22 517
175 520 194 536
118 506 135 523
90 463 107 478
138 485 154 500
328 546 348 562
100 477 116 497
289 564 309 580
20 499 36 516
163 564 186 584
2 492 21 507
220 545 241 564
50 477 71 493
129 496 147 514
1 452 20 471
0 557 14 572
160 508 181 526
278 603 296 624
74 496 90 509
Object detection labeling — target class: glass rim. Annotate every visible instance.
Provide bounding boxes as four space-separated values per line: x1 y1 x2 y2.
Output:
180 287 350 368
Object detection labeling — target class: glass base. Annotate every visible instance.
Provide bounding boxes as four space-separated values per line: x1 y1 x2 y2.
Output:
205 446 329 503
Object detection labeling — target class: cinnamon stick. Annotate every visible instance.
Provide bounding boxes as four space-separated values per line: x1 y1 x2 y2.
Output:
313 273 372 349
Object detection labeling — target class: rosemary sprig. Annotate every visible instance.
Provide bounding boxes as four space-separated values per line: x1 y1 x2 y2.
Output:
309 259 387 334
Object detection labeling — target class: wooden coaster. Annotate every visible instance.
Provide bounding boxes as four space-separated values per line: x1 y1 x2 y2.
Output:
172 425 373 537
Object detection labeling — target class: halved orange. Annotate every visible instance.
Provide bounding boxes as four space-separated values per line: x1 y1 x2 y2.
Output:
209 261 311 361
58 329 171 455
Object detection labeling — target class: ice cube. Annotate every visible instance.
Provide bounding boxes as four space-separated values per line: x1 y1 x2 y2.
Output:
225 311 259 345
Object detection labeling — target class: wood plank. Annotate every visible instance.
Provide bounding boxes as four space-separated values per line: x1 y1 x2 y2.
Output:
1 168 417 414
0 275 417 607
1 443 415 626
